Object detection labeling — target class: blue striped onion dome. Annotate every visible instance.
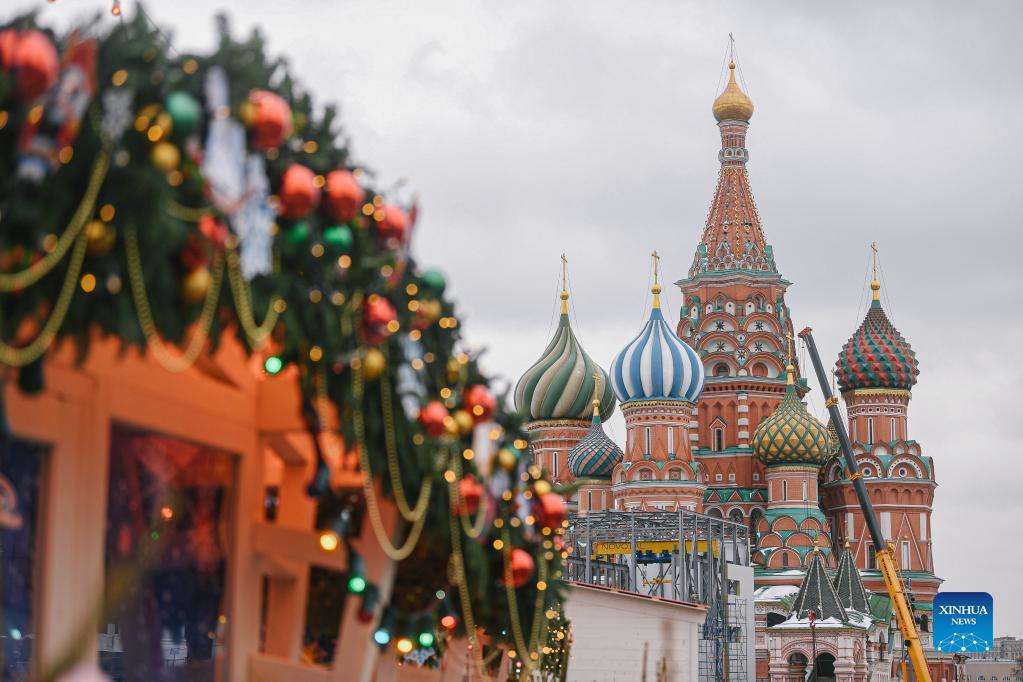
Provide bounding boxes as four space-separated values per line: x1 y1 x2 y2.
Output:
568 401 624 480
610 285 705 404
751 367 831 467
515 293 616 422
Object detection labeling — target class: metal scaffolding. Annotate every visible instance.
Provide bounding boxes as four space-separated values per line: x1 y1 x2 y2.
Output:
565 509 751 681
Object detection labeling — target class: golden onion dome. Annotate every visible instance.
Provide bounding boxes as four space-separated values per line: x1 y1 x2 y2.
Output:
751 365 830 468
712 62 754 123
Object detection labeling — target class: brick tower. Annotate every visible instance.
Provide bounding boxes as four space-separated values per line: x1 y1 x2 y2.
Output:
514 258 616 485
609 254 708 512
820 245 942 638
674 60 799 528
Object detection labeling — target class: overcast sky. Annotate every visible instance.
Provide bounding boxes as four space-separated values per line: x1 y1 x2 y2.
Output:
17 0 1023 635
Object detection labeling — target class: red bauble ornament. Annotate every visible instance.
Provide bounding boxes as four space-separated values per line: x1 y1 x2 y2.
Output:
535 492 567 530
278 164 320 219
179 234 209 271
13 30 59 102
248 90 293 150
457 475 483 516
375 204 409 245
198 214 229 251
324 170 364 222
463 384 496 424
418 400 450 438
361 294 397 345
504 548 535 588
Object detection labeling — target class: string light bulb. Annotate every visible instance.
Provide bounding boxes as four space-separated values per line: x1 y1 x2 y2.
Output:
111 0 122 16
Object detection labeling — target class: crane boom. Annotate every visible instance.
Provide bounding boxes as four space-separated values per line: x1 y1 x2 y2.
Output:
798 326 932 682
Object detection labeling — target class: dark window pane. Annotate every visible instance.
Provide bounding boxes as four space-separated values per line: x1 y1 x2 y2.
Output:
100 424 234 682
0 437 44 682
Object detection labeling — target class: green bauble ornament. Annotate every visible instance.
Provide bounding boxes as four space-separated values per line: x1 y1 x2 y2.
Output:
164 91 202 138
420 269 446 297
323 225 353 252
285 221 311 245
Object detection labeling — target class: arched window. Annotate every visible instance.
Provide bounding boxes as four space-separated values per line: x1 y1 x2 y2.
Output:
667 427 674 454
751 362 768 377
867 417 875 443
890 417 897 440
645 427 651 456
714 363 729 377
729 509 744 524
586 491 592 510
782 480 788 501
802 479 808 501
713 428 724 452
781 552 789 568
553 453 559 478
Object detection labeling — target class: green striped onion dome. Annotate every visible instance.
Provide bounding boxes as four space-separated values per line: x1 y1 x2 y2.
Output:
515 300 616 422
751 368 830 467
568 402 624 479
835 293 919 392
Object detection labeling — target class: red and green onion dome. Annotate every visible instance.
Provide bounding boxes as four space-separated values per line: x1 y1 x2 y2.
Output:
515 291 616 422
751 366 831 467
568 401 624 480
835 281 919 392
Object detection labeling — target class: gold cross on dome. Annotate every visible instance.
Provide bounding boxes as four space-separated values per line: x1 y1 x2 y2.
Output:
784 331 795 367
651 250 661 285
561 253 568 290
870 241 879 281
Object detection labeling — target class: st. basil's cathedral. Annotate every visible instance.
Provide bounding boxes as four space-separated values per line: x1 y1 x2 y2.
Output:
514 58 946 680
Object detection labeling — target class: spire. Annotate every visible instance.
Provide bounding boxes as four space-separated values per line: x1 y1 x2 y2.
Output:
690 39 775 277
870 241 881 302
560 252 569 314
791 546 848 622
651 249 662 309
833 542 871 614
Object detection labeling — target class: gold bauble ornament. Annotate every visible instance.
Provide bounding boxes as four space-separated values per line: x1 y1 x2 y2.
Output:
85 220 116 256
453 409 474 436
362 348 386 380
151 141 181 173
155 111 174 137
497 448 518 472
534 480 552 496
420 299 442 323
181 267 212 304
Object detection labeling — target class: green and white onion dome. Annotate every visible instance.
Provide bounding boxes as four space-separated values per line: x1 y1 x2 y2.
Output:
568 401 624 479
514 291 616 422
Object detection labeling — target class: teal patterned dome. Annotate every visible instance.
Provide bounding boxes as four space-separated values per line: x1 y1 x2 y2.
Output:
751 366 831 467
568 402 624 480
515 292 615 422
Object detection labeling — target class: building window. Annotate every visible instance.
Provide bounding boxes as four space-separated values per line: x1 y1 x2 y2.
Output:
802 480 808 501
920 513 927 542
846 512 855 540
715 473 723 481
728 473 736 482
753 472 760 481
890 417 897 440
713 428 724 452
587 491 593 510
781 552 789 568
553 453 559 478
852 419 857 441
868 544 877 570
782 480 788 501
667 428 674 454
867 417 875 443
714 363 729 377
901 541 911 569
645 428 651 456
881 511 892 539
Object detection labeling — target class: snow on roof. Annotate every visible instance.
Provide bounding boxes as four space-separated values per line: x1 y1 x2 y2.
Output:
755 585 800 602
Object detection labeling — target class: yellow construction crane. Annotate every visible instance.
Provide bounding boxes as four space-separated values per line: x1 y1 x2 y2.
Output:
798 326 932 682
